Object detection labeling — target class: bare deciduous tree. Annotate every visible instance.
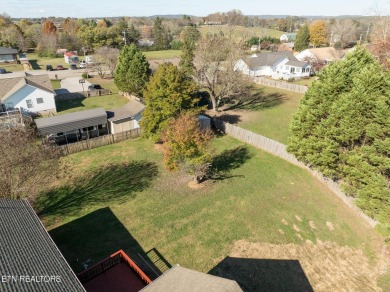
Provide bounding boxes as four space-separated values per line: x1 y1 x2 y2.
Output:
193 36 251 112
330 19 357 48
94 46 120 78
0 126 61 200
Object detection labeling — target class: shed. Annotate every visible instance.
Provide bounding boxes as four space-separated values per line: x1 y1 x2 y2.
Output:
35 108 108 143
198 115 211 130
0 198 85 292
0 47 18 63
106 100 145 134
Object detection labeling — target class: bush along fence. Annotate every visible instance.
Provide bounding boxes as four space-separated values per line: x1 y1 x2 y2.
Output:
58 128 141 155
212 118 379 227
252 77 308 93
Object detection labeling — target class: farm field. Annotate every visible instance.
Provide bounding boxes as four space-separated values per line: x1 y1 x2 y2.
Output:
198 25 285 39
36 135 388 290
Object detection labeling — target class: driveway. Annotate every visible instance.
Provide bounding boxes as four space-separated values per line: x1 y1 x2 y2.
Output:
59 77 92 93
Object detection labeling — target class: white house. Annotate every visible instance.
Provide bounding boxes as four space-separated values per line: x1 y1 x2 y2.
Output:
0 73 57 114
295 47 342 63
235 51 311 80
280 33 296 42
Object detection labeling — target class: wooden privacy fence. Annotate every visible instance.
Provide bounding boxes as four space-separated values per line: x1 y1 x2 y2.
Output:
253 77 308 93
212 118 378 227
58 128 141 155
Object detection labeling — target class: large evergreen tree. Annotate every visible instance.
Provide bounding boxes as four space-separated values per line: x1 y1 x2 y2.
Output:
288 47 390 224
140 63 199 141
152 17 171 50
294 24 310 51
114 44 150 97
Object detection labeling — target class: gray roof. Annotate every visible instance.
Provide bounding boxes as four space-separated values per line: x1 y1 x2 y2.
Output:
286 60 310 67
35 108 107 135
141 265 243 292
247 51 298 69
0 198 85 292
0 73 55 101
0 47 18 55
107 100 145 122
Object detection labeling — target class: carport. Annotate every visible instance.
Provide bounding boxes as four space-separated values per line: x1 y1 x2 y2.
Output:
35 108 108 144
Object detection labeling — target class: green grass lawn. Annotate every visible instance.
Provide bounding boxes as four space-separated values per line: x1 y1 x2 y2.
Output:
0 62 24 72
143 50 182 60
198 25 285 39
55 94 128 114
27 53 68 70
50 79 61 89
235 85 304 144
37 135 381 278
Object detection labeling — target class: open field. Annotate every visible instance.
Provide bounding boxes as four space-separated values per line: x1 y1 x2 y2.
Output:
35 135 388 290
143 50 182 60
198 25 285 39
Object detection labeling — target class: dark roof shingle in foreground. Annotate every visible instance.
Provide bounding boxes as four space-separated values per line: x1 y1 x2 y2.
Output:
0 198 85 292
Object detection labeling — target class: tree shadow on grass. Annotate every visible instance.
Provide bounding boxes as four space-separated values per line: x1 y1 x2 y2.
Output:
215 114 242 125
56 97 87 112
224 87 287 111
36 161 158 217
210 146 253 180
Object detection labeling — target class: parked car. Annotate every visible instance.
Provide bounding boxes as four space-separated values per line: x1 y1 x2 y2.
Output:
57 65 65 70
88 84 103 90
0 68 6 74
46 65 53 71
79 61 86 69
70 64 77 70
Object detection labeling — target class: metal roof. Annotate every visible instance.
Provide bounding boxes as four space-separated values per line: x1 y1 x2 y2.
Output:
0 47 18 55
141 265 243 292
0 198 85 292
35 108 107 135
106 100 145 122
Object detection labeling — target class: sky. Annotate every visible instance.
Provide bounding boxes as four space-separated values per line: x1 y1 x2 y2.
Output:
0 0 384 18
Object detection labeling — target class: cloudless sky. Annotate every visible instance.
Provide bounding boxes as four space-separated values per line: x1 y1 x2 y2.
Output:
0 0 384 18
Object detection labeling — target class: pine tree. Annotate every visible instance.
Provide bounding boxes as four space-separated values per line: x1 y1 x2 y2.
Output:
294 24 310 51
114 44 150 97
152 17 171 50
288 47 390 224
140 63 199 141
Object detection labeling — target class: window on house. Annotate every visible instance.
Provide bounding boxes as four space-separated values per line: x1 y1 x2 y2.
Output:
285 66 289 70
290 67 295 73
36 98 44 104
26 99 33 109
5 102 13 110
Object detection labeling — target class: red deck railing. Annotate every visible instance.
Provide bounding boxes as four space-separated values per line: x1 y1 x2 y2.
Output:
78 250 151 285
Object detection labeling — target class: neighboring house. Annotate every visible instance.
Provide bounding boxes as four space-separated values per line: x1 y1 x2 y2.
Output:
0 73 57 115
235 51 311 80
35 108 108 144
280 33 297 42
141 265 242 292
0 47 18 63
0 198 85 292
64 51 79 64
138 39 155 47
295 47 342 63
106 100 145 134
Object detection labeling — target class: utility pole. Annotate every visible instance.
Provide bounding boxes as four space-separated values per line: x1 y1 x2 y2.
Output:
122 30 127 46
258 36 261 51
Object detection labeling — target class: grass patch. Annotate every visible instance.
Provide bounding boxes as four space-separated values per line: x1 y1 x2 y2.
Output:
0 63 24 72
27 53 68 70
56 94 128 114
232 85 304 144
37 135 382 278
143 50 182 60
198 25 284 39
50 79 61 89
